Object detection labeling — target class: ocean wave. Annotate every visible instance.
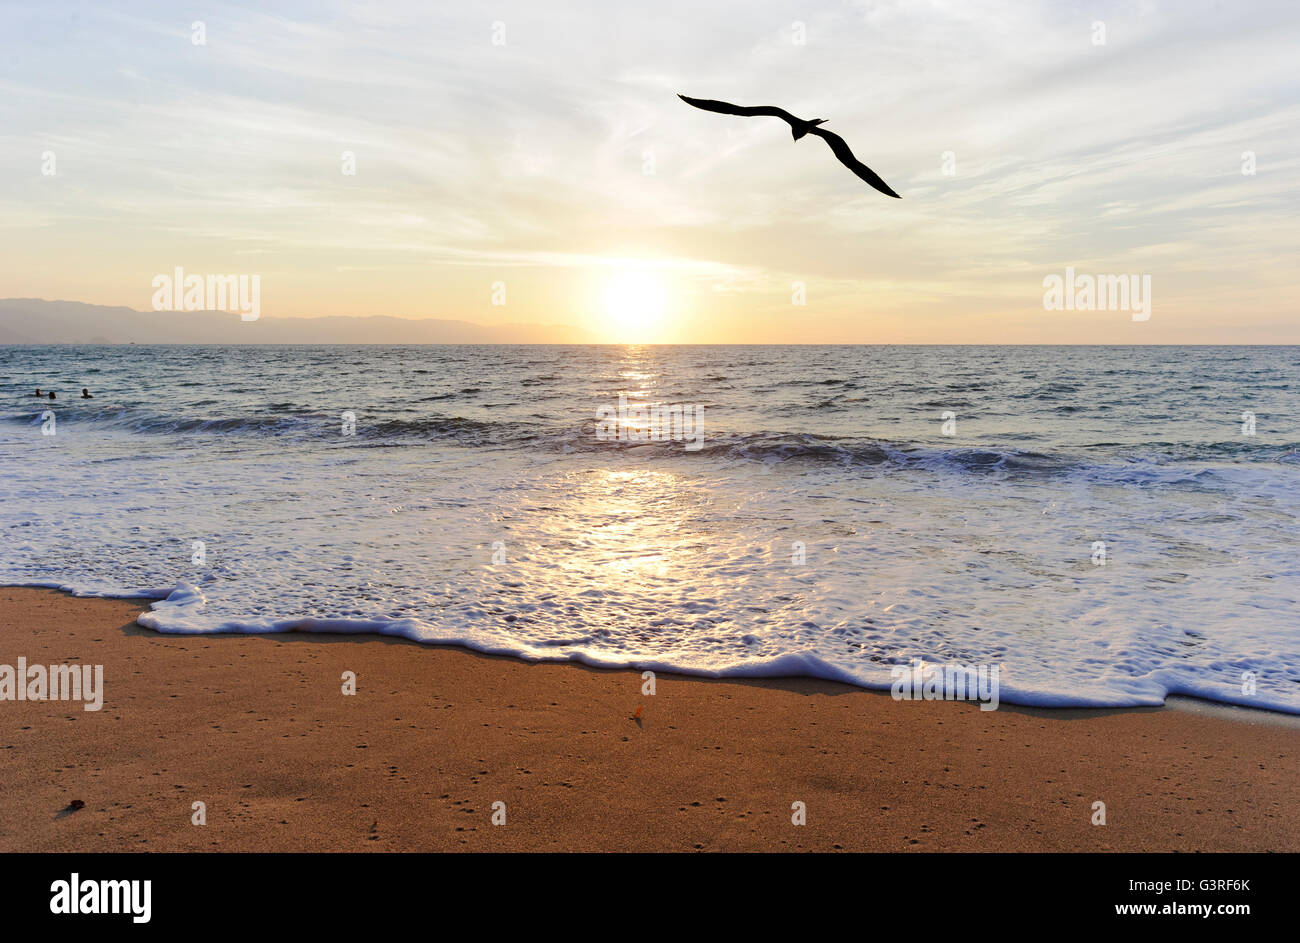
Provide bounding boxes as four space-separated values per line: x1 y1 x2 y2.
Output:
59 580 1290 716
7 402 1294 477
4 344 1298 718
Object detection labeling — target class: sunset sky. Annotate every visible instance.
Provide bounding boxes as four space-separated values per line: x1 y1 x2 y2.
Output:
1 0 1297 343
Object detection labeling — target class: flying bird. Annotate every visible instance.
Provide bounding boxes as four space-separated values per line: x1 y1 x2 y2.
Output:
677 94 900 199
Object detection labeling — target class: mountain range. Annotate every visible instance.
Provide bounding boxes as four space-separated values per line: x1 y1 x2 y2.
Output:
0 300 592 344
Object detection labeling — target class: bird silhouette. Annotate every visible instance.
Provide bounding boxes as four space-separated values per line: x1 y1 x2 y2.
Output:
677 94 900 199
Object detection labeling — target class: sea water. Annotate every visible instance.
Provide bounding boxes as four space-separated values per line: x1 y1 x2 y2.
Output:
2 344 1296 712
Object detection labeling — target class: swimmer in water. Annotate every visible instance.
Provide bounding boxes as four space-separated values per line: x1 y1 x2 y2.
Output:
34 388 42 396
48 391 56 400
81 388 93 399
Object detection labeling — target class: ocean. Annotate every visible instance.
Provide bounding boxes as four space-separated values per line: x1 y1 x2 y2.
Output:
2 344 1297 713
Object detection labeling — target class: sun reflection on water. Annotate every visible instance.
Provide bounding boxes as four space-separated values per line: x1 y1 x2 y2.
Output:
558 468 699 584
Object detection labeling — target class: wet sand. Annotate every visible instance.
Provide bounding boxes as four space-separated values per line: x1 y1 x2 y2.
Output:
0 586 1294 852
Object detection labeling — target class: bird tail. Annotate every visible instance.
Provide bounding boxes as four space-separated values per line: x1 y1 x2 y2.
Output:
792 118 827 140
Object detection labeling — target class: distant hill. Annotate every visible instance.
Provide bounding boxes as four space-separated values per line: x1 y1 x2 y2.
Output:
0 299 592 344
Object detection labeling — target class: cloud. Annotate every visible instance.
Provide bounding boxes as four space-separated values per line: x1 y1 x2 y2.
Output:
0 0 1296 339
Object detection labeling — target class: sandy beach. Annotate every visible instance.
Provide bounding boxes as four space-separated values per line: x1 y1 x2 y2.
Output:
0 586 1295 852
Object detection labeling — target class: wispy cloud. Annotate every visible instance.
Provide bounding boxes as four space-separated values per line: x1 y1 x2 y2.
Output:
0 0 1296 340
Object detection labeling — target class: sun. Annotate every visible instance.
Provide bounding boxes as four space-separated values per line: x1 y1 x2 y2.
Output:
601 269 666 343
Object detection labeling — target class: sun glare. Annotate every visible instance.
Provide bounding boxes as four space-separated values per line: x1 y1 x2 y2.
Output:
601 269 666 343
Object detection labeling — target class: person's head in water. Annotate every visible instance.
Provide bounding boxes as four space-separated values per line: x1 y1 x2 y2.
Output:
34 388 41 396
81 388 92 398
48 391 56 400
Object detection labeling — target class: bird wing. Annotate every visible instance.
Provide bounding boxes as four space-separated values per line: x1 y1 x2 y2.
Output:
677 94 802 128
808 126 900 198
